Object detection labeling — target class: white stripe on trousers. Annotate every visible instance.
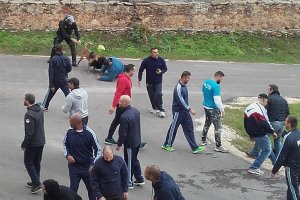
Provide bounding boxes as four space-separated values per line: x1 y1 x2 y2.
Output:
286 167 298 200
127 148 132 185
167 112 179 146
42 88 51 107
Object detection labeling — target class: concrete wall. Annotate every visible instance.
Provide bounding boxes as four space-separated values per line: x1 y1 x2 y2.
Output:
0 0 300 32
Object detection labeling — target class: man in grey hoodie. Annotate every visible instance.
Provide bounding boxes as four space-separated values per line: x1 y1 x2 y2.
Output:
62 77 89 125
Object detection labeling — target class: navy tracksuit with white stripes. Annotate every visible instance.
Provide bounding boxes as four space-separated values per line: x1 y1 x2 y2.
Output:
163 81 198 151
272 129 300 200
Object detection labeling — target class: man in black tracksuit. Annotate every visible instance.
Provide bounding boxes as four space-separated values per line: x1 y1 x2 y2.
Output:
272 116 300 200
22 93 46 194
50 15 80 66
116 95 144 189
43 44 72 111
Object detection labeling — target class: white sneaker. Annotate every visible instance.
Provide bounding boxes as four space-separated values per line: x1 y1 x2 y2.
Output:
214 146 229 153
248 168 264 175
159 111 165 118
150 109 159 114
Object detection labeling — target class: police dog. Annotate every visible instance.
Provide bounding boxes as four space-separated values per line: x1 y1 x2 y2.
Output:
77 42 93 68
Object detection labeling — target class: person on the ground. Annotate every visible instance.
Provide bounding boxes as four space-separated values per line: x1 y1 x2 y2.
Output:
42 44 72 111
201 71 228 153
96 57 124 82
62 77 89 125
272 116 300 200
22 93 46 194
244 93 277 175
104 64 147 149
42 179 82 200
162 71 205 154
50 15 80 66
63 113 102 200
91 145 129 200
144 165 185 200
138 48 167 118
116 95 145 189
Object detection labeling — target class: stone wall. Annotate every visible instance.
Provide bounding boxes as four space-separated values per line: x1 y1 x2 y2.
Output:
0 0 300 32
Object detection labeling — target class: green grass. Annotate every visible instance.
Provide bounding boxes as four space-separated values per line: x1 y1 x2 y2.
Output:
223 104 300 153
1 29 300 63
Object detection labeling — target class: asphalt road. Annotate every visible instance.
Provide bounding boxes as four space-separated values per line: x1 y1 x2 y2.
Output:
0 55 300 200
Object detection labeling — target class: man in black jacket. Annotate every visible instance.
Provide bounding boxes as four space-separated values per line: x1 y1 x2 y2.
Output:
272 116 300 200
22 93 46 194
91 146 128 200
116 95 145 189
50 15 81 66
42 44 72 111
43 179 82 200
144 165 185 200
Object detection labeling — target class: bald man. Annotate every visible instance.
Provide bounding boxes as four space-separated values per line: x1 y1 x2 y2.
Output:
63 113 102 200
91 146 128 200
116 95 145 189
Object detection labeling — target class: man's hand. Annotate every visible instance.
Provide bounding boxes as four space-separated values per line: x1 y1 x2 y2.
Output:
221 111 225 117
123 192 129 200
273 133 278 139
21 147 25 151
138 81 141 88
71 38 77 44
98 197 106 200
50 87 55 92
271 173 277 179
89 166 93 174
116 146 121 151
109 107 116 114
189 108 196 116
156 69 162 75
67 155 76 164
77 40 81 44
96 74 101 80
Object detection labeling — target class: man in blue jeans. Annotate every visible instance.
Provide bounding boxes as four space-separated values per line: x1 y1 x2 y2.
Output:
96 57 124 82
244 93 277 175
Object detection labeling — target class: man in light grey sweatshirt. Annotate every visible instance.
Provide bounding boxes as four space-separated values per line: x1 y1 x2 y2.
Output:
62 77 89 125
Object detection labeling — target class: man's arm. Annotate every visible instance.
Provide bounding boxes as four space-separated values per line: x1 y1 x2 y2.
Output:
62 95 72 114
89 128 103 164
156 188 176 200
73 22 80 40
160 58 167 74
212 85 224 112
117 116 129 147
174 83 190 111
21 115 35 149
272 137 291 174
65 56 72 73
138 59 146 82
48 59 55 88
63 132 71 158
121 160 129 193
90 163 104 200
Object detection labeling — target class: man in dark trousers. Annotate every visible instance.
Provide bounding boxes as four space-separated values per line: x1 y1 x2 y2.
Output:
162 71 205 154
272 116 300 200
63 113 102 200
43 44 72 111
22 93 46 194
138 48 167 118
42 179 82 200
91 146 128 200
50 15 81 66
144 165 185 200
116 95 145 189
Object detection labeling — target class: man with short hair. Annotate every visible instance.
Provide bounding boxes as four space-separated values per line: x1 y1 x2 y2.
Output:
43 44 72 111
91 146 129 200
116 95 145 189
144 165 185 200
63 113 102 200
244 94 277 175
162 71 205 154
138 48 167 118
22 93 46 194
96 57 124 82
272 116 300 200
62 77 89 125
201 71 228 153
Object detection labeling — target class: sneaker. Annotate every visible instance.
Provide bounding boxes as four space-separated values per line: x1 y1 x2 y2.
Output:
26 182 33 188
161 145 175 152
245 151 257 159
72 62 77 67
248 168 264 175
159 111 166 118
133 180 145 186
43 108 48 112
150 109 159 114
104 138 117 145
140 142 147 149
192 146 206 154
200 141 208 146
214 146 229 153
128 184 134 190
31 185 42 194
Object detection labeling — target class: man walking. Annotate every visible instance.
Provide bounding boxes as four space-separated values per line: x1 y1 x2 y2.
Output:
244 94 277 175
162 71 205 154
43 44 72 111
144 165 185 200
138 48 167 118
116 95 145 189
63 113 102 200
50 15 80 66
22 93 46 194
272 116 300 200
91 146 128 200
201 71 228 153
62 77 89 125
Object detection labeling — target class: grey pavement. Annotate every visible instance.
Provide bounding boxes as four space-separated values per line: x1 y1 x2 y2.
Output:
0 55 299 200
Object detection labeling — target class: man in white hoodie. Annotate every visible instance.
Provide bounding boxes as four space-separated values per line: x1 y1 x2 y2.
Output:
62 77 89 125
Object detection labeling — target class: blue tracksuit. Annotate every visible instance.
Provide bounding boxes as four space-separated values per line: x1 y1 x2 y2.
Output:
100 57 124 82
163 81 198 151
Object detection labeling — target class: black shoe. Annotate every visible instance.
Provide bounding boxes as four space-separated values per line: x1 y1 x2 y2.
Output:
31 185 42 194
72 62 77 67
133 180 145 186
140 142 147 149
104 138 117 145
26 182 33 188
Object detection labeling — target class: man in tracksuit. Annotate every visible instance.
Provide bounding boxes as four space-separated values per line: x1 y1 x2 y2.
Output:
22 93 46 194
138 48 167 118
63 113 102 200
91 146 128 200
272 116 300 200
50 15 80 66
43 44 72 111
162 71 205 154
96 57 124 82
116 95 145 189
